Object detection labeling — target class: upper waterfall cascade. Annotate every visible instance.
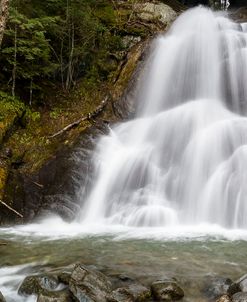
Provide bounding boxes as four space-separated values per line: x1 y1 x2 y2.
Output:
80 7 247 229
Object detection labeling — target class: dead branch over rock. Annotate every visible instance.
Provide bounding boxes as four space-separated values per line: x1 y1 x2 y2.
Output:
49 96 109 139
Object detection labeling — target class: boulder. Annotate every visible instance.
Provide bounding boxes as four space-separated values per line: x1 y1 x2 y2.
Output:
18 275 59 296
37 290 73 302
204 278 240 300
232 292 247 302
107 283 151 302
151 279 184 301
236 274 247 292
69 264 112 302
134 3 177 28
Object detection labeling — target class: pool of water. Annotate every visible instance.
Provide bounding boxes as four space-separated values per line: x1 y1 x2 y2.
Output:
1 219 247 301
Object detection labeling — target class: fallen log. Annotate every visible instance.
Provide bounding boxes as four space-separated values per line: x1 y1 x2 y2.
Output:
49 96 109 139
0 199 23 218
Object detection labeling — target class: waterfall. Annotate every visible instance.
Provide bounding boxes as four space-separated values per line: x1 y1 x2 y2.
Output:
80 7 247 229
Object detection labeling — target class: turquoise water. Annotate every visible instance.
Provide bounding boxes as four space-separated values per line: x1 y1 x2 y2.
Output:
0 226 247 301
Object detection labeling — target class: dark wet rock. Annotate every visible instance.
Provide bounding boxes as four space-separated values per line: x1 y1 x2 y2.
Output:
58 271 72 285
69 264 112 302
3 122 109 224
37 289 73 302
217 295 233 302
204 278 240 300
151 279 184 301
236 274 247 292
232 292 247 302
107 283 151 302
18 275 59 296
0 291 6 302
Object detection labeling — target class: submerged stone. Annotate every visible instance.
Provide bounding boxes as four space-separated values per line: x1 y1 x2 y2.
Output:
151 279 184 301
107 283 151 302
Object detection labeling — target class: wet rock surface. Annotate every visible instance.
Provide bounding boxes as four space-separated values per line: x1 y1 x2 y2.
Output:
37 289 73 302
69 264 112 302
151 279 184 301
232 292 247 302
18 274 59 296
204 277 240 300
236 274 247 292
15 265 247 302
107 283 151 302
0 291 6 302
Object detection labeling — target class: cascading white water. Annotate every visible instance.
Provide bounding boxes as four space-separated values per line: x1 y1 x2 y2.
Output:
80 7 247 229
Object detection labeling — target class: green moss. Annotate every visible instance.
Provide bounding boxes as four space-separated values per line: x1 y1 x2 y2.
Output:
0 164 8 200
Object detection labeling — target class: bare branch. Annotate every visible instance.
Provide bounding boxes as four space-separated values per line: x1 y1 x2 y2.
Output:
0 199 23 218
49 96 109 139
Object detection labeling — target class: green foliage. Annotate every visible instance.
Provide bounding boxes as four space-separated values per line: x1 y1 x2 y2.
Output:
0 91 25 113
0 0 124 104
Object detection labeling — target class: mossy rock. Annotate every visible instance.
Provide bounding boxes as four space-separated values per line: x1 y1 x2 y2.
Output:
0 162 8 200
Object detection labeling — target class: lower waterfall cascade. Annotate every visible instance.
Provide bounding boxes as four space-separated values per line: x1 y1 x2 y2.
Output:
80 6 247 229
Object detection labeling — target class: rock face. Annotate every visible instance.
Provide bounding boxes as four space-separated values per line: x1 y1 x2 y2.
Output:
0 291 6 302
69 264 112 302
151 279 184 301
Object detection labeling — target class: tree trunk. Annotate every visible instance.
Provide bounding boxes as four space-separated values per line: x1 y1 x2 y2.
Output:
66 21 74 90
0 0 9 47
29 78 33 106
12 23 17 97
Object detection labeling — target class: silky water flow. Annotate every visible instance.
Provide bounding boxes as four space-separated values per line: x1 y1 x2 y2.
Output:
80 7 247 229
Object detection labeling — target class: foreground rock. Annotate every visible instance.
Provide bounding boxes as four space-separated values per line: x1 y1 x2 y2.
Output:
69 264 112 302
18 275 59 296
107 283 151 302
151 279 184 301
37 289 72 302
204 277 240 300
232 292 247 302
236 274 247 292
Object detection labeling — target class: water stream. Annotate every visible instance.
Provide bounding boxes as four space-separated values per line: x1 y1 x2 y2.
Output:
1 6 247 302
